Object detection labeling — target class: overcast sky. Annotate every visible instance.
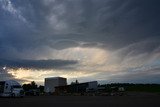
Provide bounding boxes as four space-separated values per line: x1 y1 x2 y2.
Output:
0 0 160 85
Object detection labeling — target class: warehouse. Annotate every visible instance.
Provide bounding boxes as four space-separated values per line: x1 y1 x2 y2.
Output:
44 77 67 93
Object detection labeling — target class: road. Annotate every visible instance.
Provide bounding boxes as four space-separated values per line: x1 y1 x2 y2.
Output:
0 93 160 107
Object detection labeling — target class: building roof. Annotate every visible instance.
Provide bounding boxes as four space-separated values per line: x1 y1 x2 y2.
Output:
45 77 66 79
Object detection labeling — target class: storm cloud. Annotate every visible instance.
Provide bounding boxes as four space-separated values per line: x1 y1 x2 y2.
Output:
0 0 160 84
0 59 78 69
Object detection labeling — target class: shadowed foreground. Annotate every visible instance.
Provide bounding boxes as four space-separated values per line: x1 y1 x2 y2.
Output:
0 93 160 107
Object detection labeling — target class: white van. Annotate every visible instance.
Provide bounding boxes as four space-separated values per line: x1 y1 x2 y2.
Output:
0 80 24 97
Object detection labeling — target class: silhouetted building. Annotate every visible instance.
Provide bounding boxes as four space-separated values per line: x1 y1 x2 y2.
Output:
55 81 98 93
44 77 67 93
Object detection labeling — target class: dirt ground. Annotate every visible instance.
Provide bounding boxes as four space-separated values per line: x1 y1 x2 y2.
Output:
0 92 160 107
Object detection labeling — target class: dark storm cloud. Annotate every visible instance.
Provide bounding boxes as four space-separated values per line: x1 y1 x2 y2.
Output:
110 67 160 84
0 0 160 56
0 0 160 83
0 59 78 69
50 39 79 50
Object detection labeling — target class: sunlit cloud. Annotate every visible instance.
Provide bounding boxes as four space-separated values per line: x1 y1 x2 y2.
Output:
7 67 99 85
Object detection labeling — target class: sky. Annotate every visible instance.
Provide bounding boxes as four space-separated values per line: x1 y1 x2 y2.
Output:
0 0 160 85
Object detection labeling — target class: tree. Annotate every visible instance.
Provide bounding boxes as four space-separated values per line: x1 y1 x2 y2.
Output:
38 85 44 93
31 81 37 89
22 81 37 91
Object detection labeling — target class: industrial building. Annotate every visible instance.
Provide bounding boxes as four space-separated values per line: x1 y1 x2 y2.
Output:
44 77 67 93
55 81 98 94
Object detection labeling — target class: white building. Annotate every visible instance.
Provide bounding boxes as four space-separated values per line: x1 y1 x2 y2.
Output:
88 81 98 90
86 81 98 92
44 77 67 93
